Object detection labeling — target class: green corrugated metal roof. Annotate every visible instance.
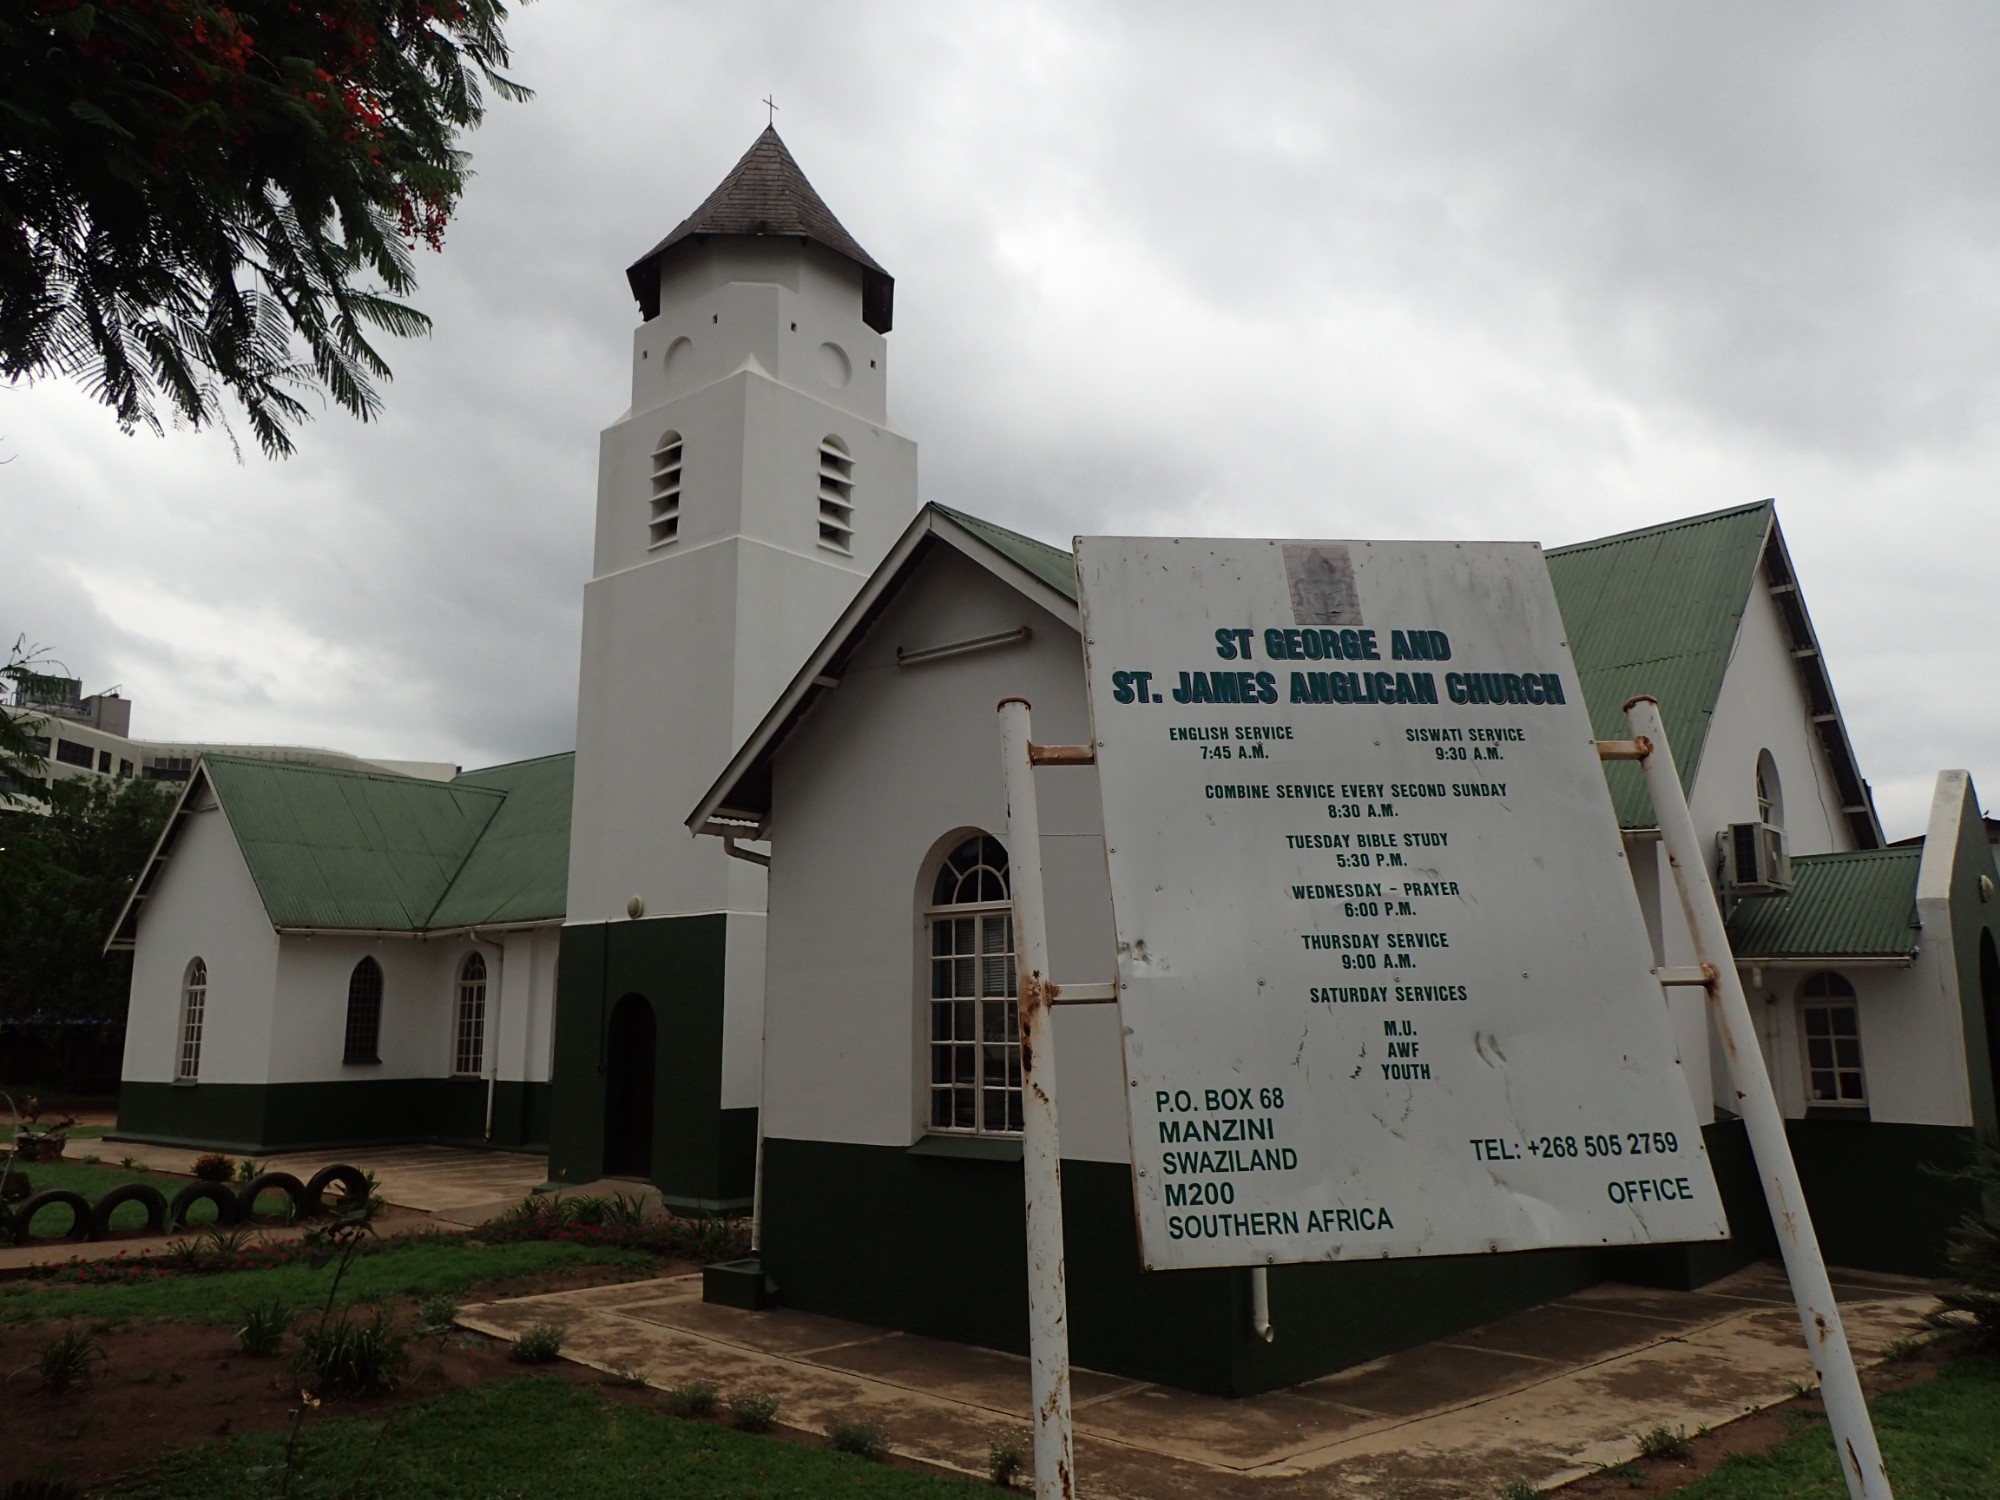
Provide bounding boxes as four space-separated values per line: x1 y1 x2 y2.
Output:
1726 848 1922 959
203 752 573 932
1546 501 1773 828
934 505 1079 600
428 754 575 927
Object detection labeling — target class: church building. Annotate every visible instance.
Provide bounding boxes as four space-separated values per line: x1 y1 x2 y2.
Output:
108 128 1999 1396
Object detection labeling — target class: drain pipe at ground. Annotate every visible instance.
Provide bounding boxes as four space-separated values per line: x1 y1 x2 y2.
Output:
480 934 505 1143
1251 1266 1274 1343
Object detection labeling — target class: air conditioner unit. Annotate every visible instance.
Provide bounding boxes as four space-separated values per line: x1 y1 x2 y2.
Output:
1720 821 1790 896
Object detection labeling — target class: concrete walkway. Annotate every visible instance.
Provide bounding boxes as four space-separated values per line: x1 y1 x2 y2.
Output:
459 1263 1936 1499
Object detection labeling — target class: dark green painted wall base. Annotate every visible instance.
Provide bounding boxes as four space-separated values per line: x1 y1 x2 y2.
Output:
546 915 756 1209
760 1114 1977 1397
117 1079 552 1155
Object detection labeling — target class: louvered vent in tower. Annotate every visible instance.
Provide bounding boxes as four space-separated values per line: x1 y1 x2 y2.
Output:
817 436 853 554
648 431 684 548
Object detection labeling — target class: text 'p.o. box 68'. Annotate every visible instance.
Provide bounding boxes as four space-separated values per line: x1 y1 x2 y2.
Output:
1075 537 1728 1272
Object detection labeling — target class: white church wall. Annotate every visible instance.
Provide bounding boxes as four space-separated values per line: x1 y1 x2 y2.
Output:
641 242 888 426
569 542 741 924
269 936 455 1082
122 789 280 1085
764 549 1127 1160
1688 575 1853 857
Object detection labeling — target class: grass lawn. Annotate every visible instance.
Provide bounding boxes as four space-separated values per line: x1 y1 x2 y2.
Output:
1666 1356 2000 1499
3 1156 229 1237
0 1235 655 1324
117 1377 985 1498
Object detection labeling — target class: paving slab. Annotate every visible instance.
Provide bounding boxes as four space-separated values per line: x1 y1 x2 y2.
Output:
459 1259 1940 1499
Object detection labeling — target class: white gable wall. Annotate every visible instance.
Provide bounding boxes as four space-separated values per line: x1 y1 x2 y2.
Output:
265 930 558 1086
122 785 281 1086
762 549 1130 1160
1687 573 1853 858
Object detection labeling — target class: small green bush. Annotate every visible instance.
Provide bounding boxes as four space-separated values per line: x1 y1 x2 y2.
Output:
34 1327 104 1392
35 1326 106 1394
235 1157 262 1183
295 1311 407 1395
413 1293 459 1336
1636 1424 1693 1462
601 1366 650 1390
509 1323 565 1364
987 1435 1025 1488
1496 1481 1539 1500
728 1391 779 1433
662 1379 717 1417
1939 1144 2000 1348
236 1297 291 1357
829 1421 888 1462
191 1152 235 1182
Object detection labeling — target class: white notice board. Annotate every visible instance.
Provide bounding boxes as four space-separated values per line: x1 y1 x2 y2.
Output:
1075 538 1728 1272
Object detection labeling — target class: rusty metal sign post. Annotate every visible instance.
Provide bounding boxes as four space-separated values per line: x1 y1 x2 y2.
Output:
1619 695 1892 1500
998 695 1077 1500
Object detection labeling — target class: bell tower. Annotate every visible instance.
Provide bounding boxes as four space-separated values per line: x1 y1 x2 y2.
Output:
551 129 920 1203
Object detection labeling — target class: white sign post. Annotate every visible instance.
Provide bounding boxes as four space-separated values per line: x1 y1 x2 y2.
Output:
1074 537 1727 1270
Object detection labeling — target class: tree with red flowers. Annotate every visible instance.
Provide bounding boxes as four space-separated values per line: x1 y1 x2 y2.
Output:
0 0 530 457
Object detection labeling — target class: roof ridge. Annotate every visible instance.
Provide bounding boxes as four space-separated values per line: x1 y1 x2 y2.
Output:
202 753 505 799
455 750 575 778
1547 499 1773 557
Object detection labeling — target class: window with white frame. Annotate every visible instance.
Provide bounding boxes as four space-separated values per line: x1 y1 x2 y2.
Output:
925 834 1021 1135
1800 971 1865 1106
454 952 487 1076
177 957 207 1081
343 956 383 1064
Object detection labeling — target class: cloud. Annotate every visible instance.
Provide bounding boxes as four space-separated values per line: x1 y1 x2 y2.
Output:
4 0 1995 835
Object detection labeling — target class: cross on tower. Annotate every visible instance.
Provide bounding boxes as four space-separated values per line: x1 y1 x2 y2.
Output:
763 95 779 125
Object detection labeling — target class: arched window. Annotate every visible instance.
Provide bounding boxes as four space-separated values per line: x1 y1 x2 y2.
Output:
177 958 207 1081
925 834 1020 1135
454 952 488 1077
343 957 383 1064
1755 750 1784 831
817 435 854 554
648 430 683 548
1799 972 1864 1106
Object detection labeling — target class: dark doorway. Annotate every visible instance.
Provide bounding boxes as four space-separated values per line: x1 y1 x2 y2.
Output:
604 993 657 1178
1981 931 2000 1134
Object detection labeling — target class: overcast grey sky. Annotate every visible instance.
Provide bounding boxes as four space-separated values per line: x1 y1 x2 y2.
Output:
7 1 1996 837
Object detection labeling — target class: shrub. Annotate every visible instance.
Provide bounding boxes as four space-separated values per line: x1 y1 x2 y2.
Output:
509 1323 565 1364
413 1293 460 1336
661 1379 716 1417
237 1297 292 1357
830 1421 888 1462
602 1366 650 1390
479 1194 749 1263
728 1391 779 1433
988 1435 1026 1488
35 1326 106 1394
236 1157 262 1183
1636 1424 1693 1462
1938 1144 2000 1349
295 1311 407 1396
1496 1482 1539 1500
191 1152 235 1182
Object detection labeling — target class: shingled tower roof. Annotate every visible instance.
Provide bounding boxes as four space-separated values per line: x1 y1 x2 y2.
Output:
625 127 894 332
